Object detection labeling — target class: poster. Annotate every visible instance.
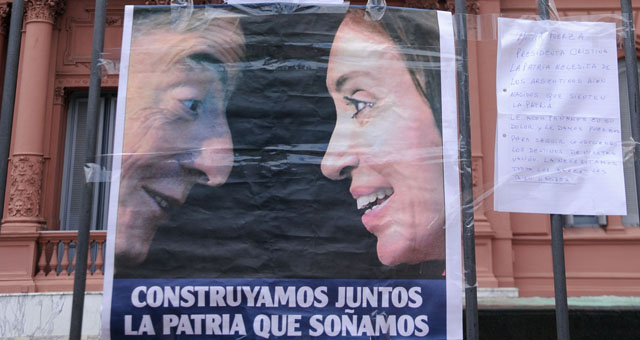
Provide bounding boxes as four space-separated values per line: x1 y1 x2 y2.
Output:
494 18 626 215
102 4 461 339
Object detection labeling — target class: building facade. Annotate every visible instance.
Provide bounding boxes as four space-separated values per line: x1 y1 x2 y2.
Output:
0 0 638 301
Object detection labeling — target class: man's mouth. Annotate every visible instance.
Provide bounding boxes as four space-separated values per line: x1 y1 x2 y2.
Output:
356 188 394 214
142 185 181 213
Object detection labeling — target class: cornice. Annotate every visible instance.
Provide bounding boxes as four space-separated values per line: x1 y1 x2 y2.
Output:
25 0 65 24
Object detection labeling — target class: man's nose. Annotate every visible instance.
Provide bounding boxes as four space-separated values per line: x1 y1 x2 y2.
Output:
191 131 233 187
179 116 233 187
321 124 358 180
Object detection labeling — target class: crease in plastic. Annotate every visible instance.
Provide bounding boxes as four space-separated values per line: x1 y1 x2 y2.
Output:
365 0 386 21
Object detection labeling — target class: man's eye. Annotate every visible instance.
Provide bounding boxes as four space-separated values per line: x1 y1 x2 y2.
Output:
344 96 375 119
180 99 201 118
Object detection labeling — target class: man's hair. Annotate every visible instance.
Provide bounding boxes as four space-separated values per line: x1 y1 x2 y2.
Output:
131 6 246 102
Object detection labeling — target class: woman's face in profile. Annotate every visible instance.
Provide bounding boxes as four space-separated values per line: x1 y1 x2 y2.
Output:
322 15 445 266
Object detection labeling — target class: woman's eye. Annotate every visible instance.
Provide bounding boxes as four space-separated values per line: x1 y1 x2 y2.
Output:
344 96 375 119
179 99 201 118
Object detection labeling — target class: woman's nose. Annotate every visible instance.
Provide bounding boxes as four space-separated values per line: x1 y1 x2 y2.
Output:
321 124 359 180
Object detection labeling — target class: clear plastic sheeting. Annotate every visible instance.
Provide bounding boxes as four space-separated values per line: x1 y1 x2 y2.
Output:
83 4 636 339
100 4 462 340
366 0 387 20
453 11 633 215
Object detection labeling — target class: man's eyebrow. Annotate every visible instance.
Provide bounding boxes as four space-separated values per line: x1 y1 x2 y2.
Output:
186 52 228 86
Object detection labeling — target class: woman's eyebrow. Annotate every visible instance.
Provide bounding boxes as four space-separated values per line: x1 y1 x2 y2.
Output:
334 70 371 92
335 74 351 92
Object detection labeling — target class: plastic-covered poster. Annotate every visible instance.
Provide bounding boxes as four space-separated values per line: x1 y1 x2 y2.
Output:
102 4 461 339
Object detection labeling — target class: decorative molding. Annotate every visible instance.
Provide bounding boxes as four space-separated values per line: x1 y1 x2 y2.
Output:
0 3 10 35
465 0 480 15
7 155 44 218
56 77 89 87
53 86 66 105
105 16 121 26
63 9 123 68
55 76 119 89
403 0 479 14
25 0 65 24
472 156 480 188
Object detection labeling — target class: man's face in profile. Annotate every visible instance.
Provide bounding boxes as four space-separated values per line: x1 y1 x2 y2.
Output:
115 17 243 266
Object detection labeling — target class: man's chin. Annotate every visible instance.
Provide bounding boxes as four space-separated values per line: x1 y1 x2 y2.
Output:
115 247 149 269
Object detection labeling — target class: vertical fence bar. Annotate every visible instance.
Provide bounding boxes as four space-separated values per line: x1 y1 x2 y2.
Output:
621 0 640 217
537 1 571 339
454 1 479 339
537 0 550 19
69 0 107 339
550 213 570 340
0 0 24 228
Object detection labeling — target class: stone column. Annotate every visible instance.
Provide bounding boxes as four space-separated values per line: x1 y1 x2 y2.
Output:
1 0 64 233
0 0 63 293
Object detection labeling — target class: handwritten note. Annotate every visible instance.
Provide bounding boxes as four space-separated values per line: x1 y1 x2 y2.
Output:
494 18 626 215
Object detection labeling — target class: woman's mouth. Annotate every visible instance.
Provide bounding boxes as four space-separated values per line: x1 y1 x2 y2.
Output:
356 188 394 214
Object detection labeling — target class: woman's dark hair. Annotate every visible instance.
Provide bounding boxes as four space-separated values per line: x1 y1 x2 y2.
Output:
350 8 443 133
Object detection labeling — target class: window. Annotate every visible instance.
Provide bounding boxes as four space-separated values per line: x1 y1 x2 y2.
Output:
564 215 607 227
60 94 117 230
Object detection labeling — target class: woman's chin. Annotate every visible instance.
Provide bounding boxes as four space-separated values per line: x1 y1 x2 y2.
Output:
376 241 416 266
376 239 444 266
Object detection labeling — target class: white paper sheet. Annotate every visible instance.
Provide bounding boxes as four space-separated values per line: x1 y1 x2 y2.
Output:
494 18 626 215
